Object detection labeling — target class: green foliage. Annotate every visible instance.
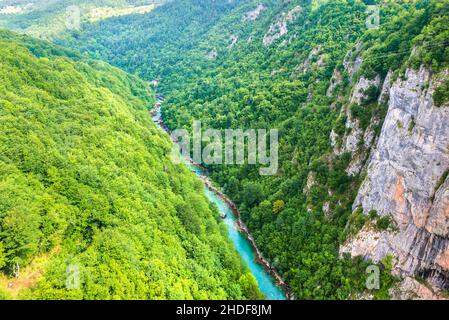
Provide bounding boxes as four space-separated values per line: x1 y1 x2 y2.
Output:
0 0 160 39
272 200 285 214
360 1 430 78
411 0 449 71
57 0 246 85
0 30 260 300
436 169 449 192
0 242 6 270
361 84 380 106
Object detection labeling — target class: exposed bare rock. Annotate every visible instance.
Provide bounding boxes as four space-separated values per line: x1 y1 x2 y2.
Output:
346 66 449 292
263 20 288 46
263 6 302 46
331 109 362 157
337 73 381 175
286 6 302 21
346 121 379 177
347 153 365 176
242 4 266 22
363 123 377 150
343 116 362 154
331 46 378 163
350 75 381 105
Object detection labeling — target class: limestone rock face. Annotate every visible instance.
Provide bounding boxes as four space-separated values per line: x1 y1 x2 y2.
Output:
332 73 381 176
227 35 238 49
303 171 317 195
343 42 363 81
330 43 379 173
350 75 381 105
390 277 447 300
340 226 393 263
345 66 449 292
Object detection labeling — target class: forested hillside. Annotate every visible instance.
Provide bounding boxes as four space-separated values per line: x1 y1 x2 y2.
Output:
57 0 449 299
0 29 262 300
58 0 247 83
0 0 163 38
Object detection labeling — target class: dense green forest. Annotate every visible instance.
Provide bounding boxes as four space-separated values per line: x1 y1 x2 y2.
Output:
58 0 247 82
56 0 449 299
0 29 263 300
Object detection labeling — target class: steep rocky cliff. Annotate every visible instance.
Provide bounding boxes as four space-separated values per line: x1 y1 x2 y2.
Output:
341 65 449 297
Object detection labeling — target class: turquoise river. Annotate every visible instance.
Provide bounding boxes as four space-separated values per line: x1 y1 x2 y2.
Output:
153 97 286 300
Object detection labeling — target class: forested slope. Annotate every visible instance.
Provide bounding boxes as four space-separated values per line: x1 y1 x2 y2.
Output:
57 0 449 299
0 29 262 300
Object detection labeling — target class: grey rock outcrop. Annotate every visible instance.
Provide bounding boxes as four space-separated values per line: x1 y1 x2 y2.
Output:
332 73 381 176
390 277 446 300
330 43 373 163
263 6 302 46
227 35 238 49
294 45 324 75
242 4 266 22
378 70 393 104
343 42 363 81
303 171 317 195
